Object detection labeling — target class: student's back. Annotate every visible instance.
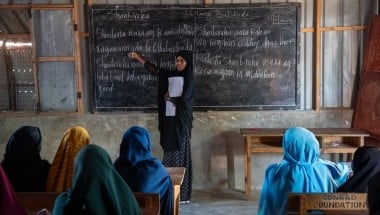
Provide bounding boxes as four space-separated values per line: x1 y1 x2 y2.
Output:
1 126 50 192
368 172 380 215
337 145 380 192
46 126 90 192
114 126 174 215
257 127 350 215
52 144 141 215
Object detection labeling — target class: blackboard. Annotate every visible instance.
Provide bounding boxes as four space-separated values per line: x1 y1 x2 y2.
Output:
89 3 300 111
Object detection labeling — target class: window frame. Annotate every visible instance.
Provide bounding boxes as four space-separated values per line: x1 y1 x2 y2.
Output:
0 3 83 114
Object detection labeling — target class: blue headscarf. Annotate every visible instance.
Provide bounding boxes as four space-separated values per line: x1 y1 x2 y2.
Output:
114 126 174 215
257 127 350 215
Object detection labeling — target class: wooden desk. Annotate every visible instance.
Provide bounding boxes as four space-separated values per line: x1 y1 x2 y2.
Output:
166 167 186 215
240 128 370 200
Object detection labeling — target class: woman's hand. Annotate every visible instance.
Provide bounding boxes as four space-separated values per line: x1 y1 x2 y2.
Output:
128 51 146 64
128 51 137 59
164 92 170 101
35 208 50 215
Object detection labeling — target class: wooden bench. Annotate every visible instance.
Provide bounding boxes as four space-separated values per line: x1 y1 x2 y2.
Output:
16 192 160 215
133 192 160 215
287 192 368 215
16 192 58 215
166 167 186 215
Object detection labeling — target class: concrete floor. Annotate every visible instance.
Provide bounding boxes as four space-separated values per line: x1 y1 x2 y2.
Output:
180 188 260 215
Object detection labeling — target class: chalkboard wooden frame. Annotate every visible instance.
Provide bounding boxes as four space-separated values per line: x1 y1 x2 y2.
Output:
89 3 301 111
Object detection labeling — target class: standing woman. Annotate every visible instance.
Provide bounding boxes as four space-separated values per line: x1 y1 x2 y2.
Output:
129 50 194 203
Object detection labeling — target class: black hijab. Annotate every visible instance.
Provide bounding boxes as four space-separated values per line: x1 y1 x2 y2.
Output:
173 50 194 138
336 146 380 192
170 50 194 151
157 50 195 152
114 126 173 215
1 126 50 191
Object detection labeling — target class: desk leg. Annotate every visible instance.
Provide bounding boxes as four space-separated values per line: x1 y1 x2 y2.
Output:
347 153 353 162
173 185 180 215
339 153 353 162
245 140 252 201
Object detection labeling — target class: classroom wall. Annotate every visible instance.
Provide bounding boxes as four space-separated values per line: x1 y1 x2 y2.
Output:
0 109 353 192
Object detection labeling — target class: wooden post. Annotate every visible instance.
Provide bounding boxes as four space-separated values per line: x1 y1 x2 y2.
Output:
314 0 322 112
73 1 84 113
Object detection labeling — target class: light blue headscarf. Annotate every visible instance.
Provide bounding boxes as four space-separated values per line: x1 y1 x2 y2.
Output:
257 127 350 215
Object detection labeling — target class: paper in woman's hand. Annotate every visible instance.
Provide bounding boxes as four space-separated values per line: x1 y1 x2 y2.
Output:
166 77 184 116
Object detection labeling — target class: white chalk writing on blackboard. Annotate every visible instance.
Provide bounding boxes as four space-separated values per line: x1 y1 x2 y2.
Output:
114 10 150 20
268 13 295 25
90 4 300 109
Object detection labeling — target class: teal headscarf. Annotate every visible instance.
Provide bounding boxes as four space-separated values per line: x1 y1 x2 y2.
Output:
257 127 350 215
52 144 142 215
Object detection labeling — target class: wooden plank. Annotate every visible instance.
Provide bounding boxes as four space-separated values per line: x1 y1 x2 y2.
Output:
73 1 83 114
251 145 283 153
34 56 75 62
0 33 30 39
288 193 368 215
299 25 366 33
166 167 185 186
16 192 160 215
314 0 322 111
133 193 160 215
16 192 58 215
31 5 73 10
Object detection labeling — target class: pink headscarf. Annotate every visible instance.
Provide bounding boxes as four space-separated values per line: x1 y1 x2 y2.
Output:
0 165 26 215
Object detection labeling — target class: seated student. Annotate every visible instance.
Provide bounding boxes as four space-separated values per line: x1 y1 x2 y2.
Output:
368 172 380 215
0 165 26 215
52 144 141 215
114 126 174 215
46 126 90 192
337 145 380 192
257 127 350 215
1 126 50 192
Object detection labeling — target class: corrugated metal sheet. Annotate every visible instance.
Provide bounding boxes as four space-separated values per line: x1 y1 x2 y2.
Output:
0 10 29 34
